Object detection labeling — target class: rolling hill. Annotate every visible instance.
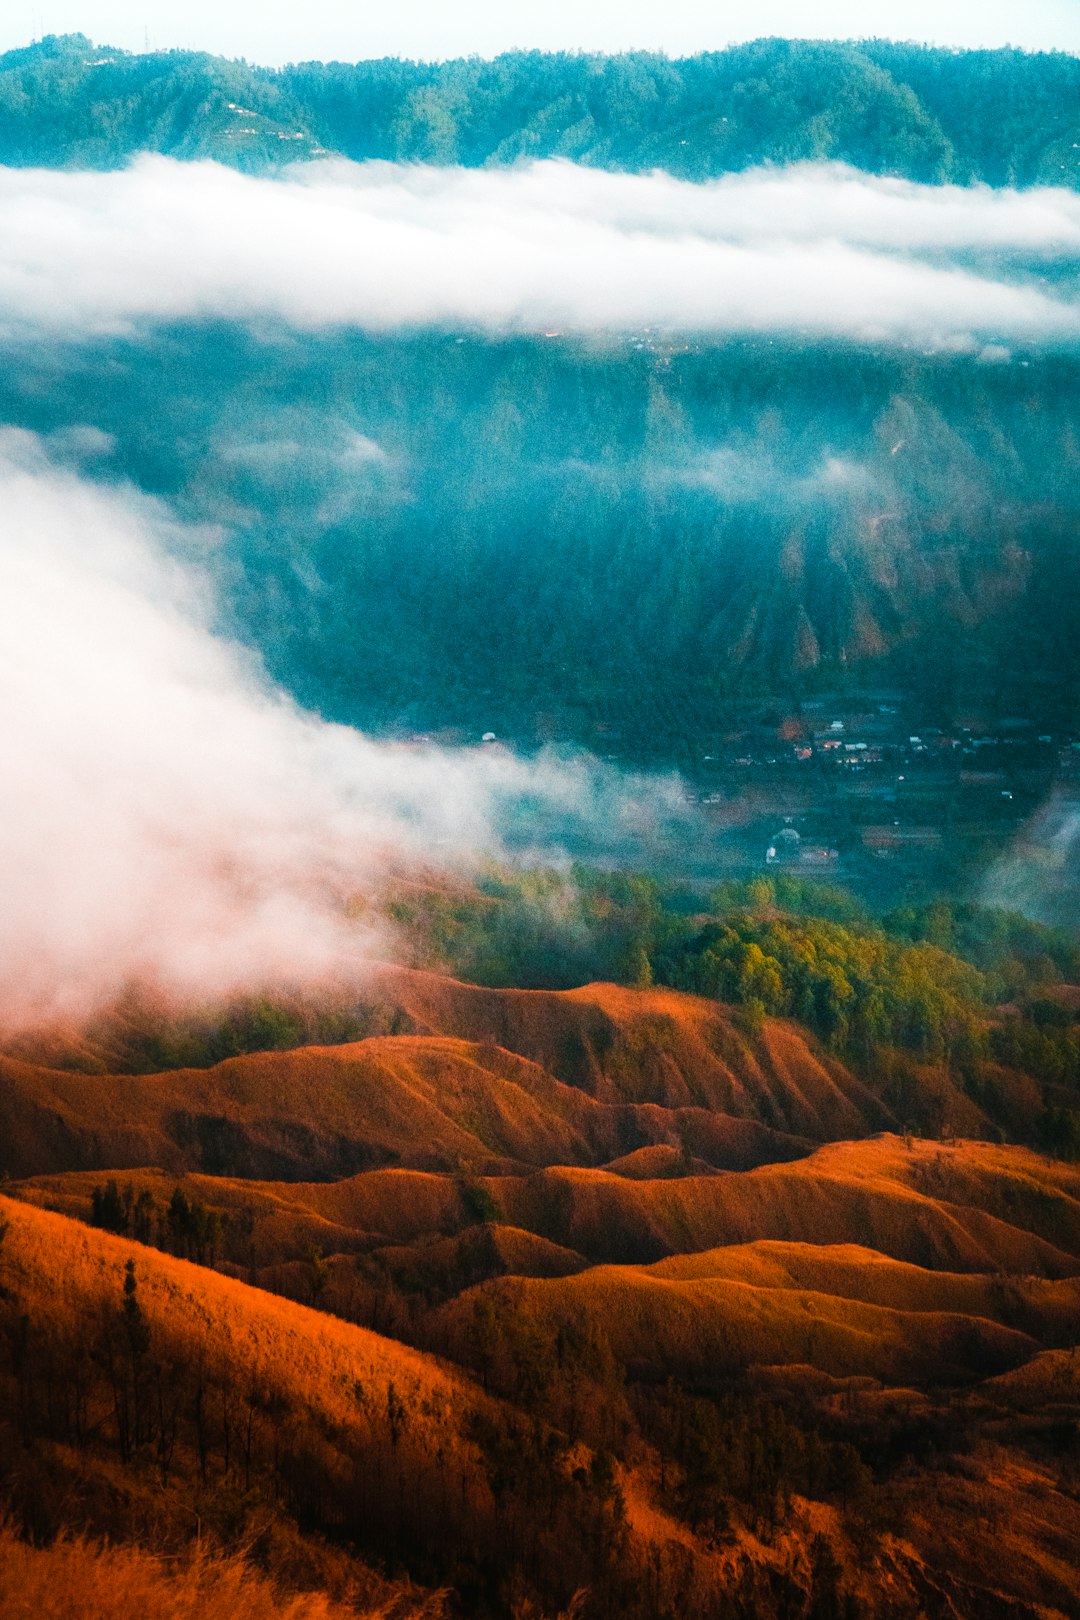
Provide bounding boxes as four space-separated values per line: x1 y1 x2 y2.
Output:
0 972 883 1181
16 1134 1080 1344
0 969 978 1184
4 970 1080 1616
438 1239 1078 1385
3 1193 1080 1617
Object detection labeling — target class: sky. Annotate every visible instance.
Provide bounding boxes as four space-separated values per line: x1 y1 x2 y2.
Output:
2 0 1079 64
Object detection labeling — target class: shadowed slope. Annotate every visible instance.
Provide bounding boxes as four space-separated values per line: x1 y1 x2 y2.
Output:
0 1196 872 1617
0 1192 467 1435
0 1194 489 1615
0 1196 670 1612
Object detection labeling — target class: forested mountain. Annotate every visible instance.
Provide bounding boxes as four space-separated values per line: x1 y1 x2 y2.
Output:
6 325 1077 745
1 32 1078 184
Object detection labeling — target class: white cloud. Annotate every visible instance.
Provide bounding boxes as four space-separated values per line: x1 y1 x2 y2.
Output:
0 430 684 1030
0 157 1076 346
983 792 1080 926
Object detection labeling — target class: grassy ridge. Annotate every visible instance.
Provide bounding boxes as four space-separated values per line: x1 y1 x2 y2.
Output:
4 1192 1080 1616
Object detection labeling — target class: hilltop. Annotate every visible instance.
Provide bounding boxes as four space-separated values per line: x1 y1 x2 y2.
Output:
0 970 893 1181
3 956 1059 1186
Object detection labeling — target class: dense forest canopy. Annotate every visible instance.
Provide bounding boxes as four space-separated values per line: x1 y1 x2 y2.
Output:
0 34 1077 754
5 326 1076 745
0 33 1078 184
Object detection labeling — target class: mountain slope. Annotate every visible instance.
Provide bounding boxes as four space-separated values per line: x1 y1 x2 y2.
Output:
437 1239 1080 1385
0 1194 680 1616
19 1134 1080 1301
0 1520 399 1620
4 1193 1079 1619
0 1193 478 1610
367 969 886 1129
2 37 1078 185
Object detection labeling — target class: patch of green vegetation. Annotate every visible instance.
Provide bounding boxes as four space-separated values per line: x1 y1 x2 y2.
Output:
53 864 1080 1156
395 865 1080 1149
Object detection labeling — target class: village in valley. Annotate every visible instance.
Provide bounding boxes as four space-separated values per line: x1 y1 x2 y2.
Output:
684 690 1069 880
400 682 1076 904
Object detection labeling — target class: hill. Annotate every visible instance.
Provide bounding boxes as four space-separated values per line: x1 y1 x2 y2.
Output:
0 36 1078 185
16 1132 1080 1315
0 970 903 1181
0 1193 472 1609
4 1194 1080 1617
365 970 881 1126
10 961 1044 1183
438 1238 1080 1385
5 1002 1080 1616
0 1194 679 1617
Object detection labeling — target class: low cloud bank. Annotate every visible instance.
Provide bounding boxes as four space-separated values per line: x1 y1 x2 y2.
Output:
0 157 1076 346
983 792 1080 931
0 431 685 1031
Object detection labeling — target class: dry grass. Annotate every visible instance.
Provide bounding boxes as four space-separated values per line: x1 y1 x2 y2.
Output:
448 1249 1044 1385
365 966 881 1134
2 966 920 1184
0 1022 810 1183
0 1193 473 1464
21 1133 1080 1288
0 1521 438 1620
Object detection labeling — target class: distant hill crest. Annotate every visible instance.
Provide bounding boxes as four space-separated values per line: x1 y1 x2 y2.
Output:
1 35 1078 185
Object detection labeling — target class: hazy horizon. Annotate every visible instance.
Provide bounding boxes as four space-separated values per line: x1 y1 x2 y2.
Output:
2 0 1079 67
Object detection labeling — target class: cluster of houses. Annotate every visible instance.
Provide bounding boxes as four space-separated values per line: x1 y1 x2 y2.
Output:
684 691 1066 877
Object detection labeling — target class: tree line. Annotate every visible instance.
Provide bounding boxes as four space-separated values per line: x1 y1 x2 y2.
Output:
1 35 1078 187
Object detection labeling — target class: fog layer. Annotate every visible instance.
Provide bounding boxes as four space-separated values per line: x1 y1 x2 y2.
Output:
0 431 684 1030
0 157 1077 345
